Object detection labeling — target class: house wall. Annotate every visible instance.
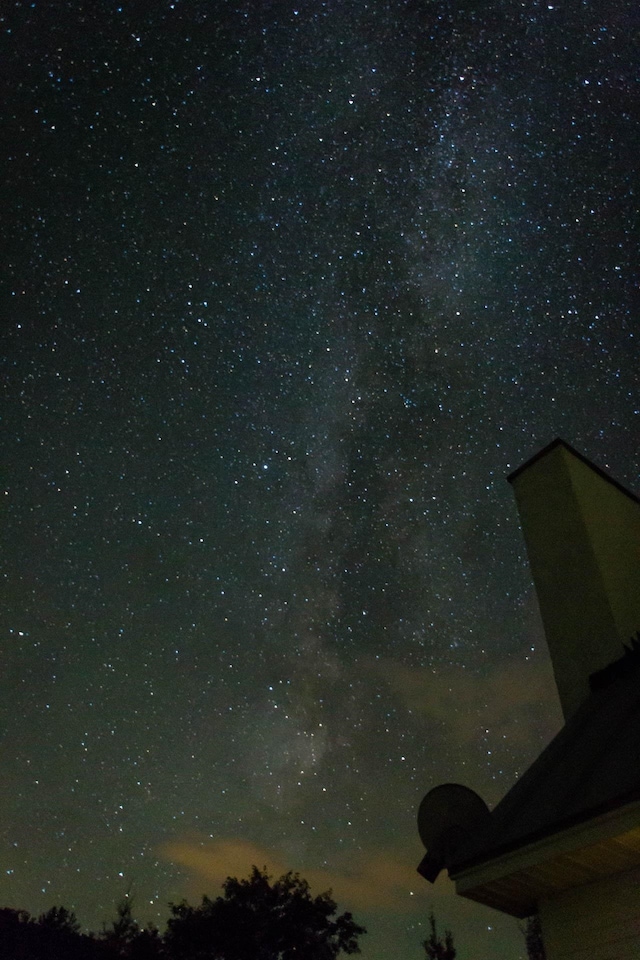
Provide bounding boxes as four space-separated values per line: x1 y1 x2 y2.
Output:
539 866 640 960
509 441 640 721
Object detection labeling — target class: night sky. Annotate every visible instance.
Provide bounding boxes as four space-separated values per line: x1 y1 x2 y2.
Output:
2 0 638 957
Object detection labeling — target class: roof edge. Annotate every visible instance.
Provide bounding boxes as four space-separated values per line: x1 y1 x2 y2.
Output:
506 437 640 507
450 785 640 877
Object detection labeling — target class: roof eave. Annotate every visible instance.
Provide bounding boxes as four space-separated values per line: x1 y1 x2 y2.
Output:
449 798 640 918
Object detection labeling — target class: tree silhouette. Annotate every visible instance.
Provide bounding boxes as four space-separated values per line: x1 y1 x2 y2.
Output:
164 865 366 960
522 915 546 960
422 911 456 960
0 905 108 959
37 904 82 934
101 895 162 959
0 867 364 960
102 896 140 949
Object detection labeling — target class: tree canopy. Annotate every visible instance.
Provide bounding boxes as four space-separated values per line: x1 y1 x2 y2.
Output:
165 866 366 960
0 866 366 960
422 911 456 960
522 915 546 960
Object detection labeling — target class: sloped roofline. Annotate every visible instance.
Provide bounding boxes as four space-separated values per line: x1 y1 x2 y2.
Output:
506 437 640 507
448 653 640 875
452 783 640 876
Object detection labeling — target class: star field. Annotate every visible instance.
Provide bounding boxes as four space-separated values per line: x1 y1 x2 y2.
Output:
1 1 638 958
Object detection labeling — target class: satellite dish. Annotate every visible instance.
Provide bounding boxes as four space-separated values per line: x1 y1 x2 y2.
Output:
418 783 491 849
416 783 491 882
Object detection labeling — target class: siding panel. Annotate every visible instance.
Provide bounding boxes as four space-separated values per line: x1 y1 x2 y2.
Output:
539 867 640 959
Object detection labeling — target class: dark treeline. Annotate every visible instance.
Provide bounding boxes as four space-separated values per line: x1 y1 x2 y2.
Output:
0 867 366 960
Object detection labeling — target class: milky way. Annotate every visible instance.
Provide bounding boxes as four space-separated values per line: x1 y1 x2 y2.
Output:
2 1 638 957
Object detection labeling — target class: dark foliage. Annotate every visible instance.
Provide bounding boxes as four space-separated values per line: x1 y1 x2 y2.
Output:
37 904 82 934
422 911 456 960
521 915 546 960
0 901 161 960
165 865 366 960
100 896 162 958
0 906 109 959
0 866 364 960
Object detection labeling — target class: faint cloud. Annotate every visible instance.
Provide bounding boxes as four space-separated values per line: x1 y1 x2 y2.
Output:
373 653 563 753
163 838 287 894
162 836 444 913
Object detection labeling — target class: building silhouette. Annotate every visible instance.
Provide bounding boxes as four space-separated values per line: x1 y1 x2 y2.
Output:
417 439 640 959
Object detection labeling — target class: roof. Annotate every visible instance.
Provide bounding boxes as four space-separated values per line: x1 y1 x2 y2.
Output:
506 437 640 720
507 437 640 508
416 439 640 914
451 642 640 873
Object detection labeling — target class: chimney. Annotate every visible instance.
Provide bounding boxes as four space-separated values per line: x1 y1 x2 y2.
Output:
508 439 640 721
